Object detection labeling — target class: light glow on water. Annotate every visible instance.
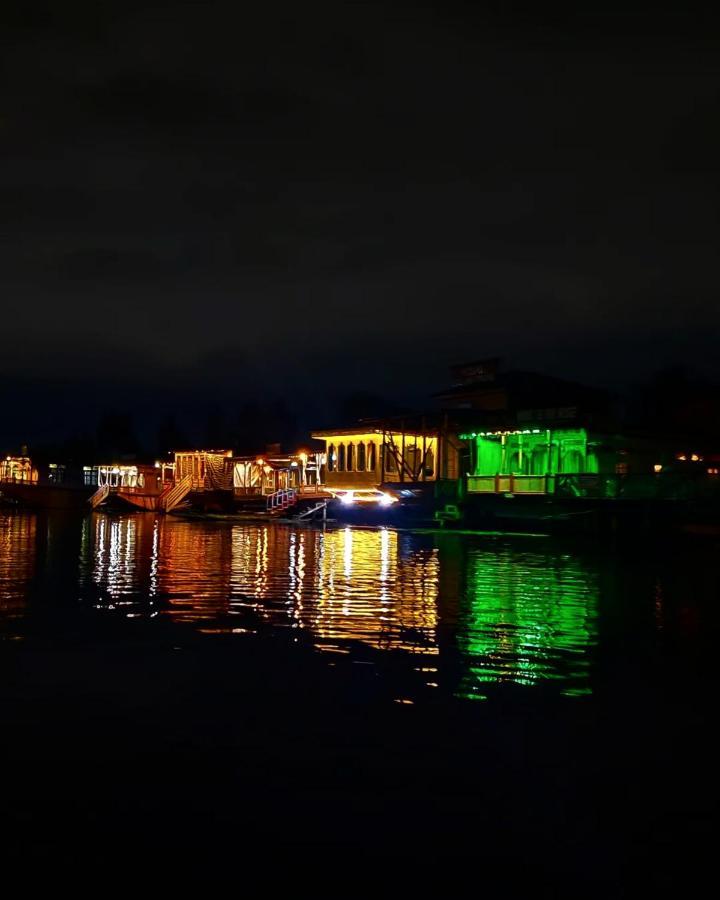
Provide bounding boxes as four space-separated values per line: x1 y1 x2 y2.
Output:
6 509 709 702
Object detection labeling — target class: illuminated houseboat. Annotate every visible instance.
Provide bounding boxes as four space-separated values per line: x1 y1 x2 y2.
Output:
85 462 181 511
0 454 94 509
232 448 325 496
309 420 462 519
0 456 38 484
311 426 435 490
439 359 688 500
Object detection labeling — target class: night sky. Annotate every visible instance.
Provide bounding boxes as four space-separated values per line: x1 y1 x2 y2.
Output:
2 1 719 450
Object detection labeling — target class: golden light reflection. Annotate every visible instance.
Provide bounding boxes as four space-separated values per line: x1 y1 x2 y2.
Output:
226 523 439 651
0 512 37 615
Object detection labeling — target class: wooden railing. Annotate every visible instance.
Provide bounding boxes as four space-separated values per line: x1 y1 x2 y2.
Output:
467 475 554 495
266 488 298 513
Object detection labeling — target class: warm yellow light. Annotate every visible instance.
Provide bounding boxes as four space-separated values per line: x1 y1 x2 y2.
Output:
691 453 701 462
311 431 437 444
256 458 264 466
653 464 662 473
677 454 687 461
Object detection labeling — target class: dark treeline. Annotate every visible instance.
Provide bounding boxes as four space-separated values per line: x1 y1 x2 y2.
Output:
0 390 409 464
3 366 720 464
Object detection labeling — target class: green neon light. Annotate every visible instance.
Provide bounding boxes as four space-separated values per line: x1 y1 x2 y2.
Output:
466 428 597 477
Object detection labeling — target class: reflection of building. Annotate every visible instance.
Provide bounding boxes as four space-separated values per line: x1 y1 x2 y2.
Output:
0 512 37 614
156 518 234 619
453 544 598 698
229 524 440 652
87 513 157 599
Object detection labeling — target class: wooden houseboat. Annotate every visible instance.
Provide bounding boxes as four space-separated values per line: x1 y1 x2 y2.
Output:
232 448 325 496
309 420 462 522
85 461 181 511
0 455 95 509
0 455 38 484
437 358 691 500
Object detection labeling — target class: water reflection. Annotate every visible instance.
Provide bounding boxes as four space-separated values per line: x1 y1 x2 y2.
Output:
455 547 597 698
76 512 603 695
4 510 716 701
0 512 37 618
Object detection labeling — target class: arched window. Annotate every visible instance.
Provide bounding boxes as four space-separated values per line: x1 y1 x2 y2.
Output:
347 443 355 471
357 443 366 471
328 444 336 472
531 449 548 475
368 442 376 473
338 444 346 471
562 450 584 473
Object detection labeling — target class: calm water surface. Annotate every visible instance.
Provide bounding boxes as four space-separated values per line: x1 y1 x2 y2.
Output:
0 509 715 702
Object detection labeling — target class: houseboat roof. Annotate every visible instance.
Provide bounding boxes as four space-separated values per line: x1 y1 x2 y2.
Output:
172 449 233 456
311 425 440 438
436 368 611 402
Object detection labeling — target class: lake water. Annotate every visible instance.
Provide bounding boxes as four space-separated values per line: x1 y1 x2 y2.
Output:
2 508 717 888
1 509 715 703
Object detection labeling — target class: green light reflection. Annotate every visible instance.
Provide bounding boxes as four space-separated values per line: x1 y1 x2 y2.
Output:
456 548 598 699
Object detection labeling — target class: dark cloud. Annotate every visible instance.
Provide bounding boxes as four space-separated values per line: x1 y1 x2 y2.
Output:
1 1 720 447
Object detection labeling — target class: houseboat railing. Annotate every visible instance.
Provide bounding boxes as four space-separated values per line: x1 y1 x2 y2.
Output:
88 484 110 509
467 475 554 495
266 488 298 512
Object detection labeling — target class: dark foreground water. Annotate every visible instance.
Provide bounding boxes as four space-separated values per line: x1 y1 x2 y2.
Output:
1 510 717 891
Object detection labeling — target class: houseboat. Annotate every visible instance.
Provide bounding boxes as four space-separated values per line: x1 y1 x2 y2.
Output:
232 447 325 496
309 421 462 522
86 462 183 512
0 455 94 509
436 359 710 531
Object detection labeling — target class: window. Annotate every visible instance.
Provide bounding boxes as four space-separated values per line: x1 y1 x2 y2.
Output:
328 444 336 472
423 448 434 478
338 444 346 471
405 446 420 477
347 443 354 471
357 443 366 471
368 442 376 472
531 449 548 475
562 450 584 474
